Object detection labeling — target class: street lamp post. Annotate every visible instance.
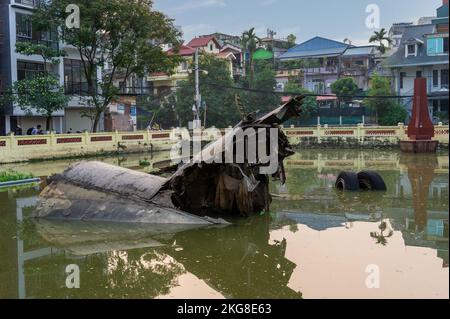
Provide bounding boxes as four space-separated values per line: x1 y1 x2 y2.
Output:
194 48 201 129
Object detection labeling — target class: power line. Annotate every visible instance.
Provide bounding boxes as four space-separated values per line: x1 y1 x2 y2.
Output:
200 81 449 99
1 82 448 100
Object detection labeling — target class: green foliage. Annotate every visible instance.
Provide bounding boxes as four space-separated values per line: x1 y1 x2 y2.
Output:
284 82 317 119
330 77 359 101
33 0 182 132
0 170 35 183
15 42 66 64
364 74 407 125
137 94 179 129
435 111 449 124
280 58 320 70
369 28 392 54
139 159 151 167
378 103 407 126
287 34 297 48
12 74 69 130
241 27 261 88
364 74 393 114
172 54 239 128
245 61 280 114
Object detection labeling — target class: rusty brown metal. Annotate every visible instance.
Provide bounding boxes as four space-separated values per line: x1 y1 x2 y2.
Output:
34 96 305 222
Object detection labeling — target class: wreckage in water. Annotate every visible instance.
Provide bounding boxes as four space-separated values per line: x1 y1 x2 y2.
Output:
33 96 305 224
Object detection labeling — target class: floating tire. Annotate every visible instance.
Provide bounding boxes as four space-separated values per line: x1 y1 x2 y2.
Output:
335 171 360 191
357 171 387 191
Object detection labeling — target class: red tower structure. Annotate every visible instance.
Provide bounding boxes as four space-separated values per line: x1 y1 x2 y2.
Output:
399 77 439 153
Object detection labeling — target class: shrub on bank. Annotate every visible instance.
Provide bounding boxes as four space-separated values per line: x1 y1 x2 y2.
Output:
0 170 35 183
379 104 408 126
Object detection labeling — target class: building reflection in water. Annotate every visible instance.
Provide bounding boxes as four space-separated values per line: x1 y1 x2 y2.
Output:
1 150 448 298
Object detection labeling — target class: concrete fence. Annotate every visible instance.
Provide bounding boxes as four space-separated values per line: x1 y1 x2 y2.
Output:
0 124 448 164
283 123 449 147
0 130 174 163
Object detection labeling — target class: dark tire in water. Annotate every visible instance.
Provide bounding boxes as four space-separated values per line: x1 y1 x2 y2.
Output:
335 171 360 191
357 171 387 191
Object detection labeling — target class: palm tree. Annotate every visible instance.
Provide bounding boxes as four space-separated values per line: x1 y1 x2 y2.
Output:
241 27 261 88
369 28 393 54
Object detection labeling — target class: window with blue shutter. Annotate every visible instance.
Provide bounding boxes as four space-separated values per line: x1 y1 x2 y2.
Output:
427 38 437 55
427 37 445 55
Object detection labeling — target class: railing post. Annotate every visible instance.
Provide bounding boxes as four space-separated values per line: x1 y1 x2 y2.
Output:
85 130 90 145
398 122 405 140
114 130 120 145
50 131 55 148
317 124 322 144
9 132 15 152
357 123 363 145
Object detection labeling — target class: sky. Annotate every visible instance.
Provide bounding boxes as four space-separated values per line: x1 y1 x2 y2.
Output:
153 0 442 45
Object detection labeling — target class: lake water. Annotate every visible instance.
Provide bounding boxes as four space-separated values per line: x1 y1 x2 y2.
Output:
0 149 448 299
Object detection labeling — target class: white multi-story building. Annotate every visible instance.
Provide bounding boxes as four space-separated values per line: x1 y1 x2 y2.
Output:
0 0 103 135
385 0 449 121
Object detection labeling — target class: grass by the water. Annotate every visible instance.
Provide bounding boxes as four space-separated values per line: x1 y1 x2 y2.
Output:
0 170 35 183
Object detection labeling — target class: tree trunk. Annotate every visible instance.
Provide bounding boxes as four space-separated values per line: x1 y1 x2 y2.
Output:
46 116 52 132
249 55 254 88
92 112 101 133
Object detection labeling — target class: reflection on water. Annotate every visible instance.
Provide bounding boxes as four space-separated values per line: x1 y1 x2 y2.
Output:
0 149 448 299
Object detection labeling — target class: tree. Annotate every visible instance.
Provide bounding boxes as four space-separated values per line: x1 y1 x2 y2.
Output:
364 74 407 125
13 76 69 132
369 28 393 54
284 82 317 119
172 54 238 128
378 104 407 126
10 42 68 131
364 74 395 123
287 34 297 48
136 93 179 129
330 77 359 104
241 27 261 88
244 60 280 115
33 0 181 132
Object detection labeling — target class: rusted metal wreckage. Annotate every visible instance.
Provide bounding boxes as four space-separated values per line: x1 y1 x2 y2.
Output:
33 96 305 225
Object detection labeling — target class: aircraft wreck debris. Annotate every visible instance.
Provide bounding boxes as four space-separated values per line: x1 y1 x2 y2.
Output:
33 96 304 223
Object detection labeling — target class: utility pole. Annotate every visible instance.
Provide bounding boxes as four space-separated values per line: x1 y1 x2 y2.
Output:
194 48 201 129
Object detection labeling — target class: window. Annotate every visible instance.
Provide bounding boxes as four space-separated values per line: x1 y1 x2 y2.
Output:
400 72 406 89
16 13 32 38
433 70 439 87
64 59 94 95
407 44 416 56
444 38 449 54
441 69 449 88
209 44 213 51
15 0 40 7
416 71 422 78
17 61 44 81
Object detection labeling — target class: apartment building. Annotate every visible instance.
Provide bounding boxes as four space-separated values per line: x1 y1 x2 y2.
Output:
0 0 103 135
278 36 380 94
385 0 449 120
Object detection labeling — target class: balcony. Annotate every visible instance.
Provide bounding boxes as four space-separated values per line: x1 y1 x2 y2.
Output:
301 66 338 75
341 65 368 76
16 36 59 51
14 0 41 8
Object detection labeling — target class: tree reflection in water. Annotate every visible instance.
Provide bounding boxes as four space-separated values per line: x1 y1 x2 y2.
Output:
29 214 301 299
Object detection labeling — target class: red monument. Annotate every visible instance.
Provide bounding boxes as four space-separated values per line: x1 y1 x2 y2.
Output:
399 77 439 153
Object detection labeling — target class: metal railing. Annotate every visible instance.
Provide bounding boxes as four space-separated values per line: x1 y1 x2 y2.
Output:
16 36 59 50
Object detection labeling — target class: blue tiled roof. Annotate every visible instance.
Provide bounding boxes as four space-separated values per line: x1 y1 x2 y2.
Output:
279 36 349 60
